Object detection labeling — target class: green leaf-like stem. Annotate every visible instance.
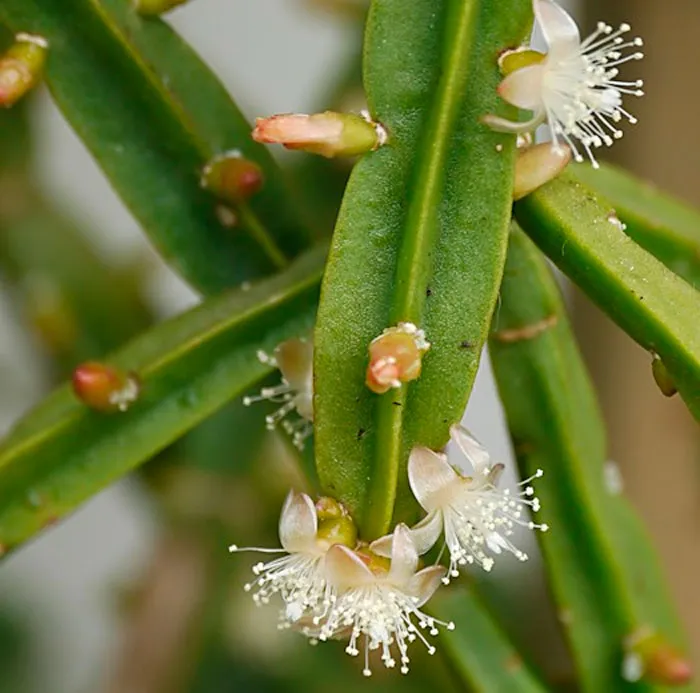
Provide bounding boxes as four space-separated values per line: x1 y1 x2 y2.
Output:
0 247 324 553
314 0 532 538
490 229 689 692
0 0 309 294
571 163 700 288
435 588 548 692
515 174 700 421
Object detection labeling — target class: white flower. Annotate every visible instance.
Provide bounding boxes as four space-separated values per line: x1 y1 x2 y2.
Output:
484 0 644 167
376 425 548 578
311 524 452 676
229 491 353 624
243 338 313 449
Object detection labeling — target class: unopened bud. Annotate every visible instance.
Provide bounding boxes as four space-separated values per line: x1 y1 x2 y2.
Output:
366 322 430 395
315 496 344 520
0 34 49 108
651 354 677 398
623 629 692 685
513 143 571 200
72 362 140 413
252 111 386 158
133 0 190 16
317 514 357 550
201 151 264 202
498 48 545 77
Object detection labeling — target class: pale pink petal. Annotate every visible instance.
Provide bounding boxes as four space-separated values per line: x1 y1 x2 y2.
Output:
325 545 374 590
449 424 491 474
368 532 392 558
481 111 546 135
279 491 317 552
370 509 443 558
497 64 545 111
407 566 447 607
408 510 444 555
388 524 419 585
275 338 313 393
408 446 459 511
534 0 580 55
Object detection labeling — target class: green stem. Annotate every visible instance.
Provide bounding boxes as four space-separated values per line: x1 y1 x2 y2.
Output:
515 173 700 421
236 204 288 271
365 0 479 539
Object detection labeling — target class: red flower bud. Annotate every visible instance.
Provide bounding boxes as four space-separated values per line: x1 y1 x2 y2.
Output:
72 362 140 413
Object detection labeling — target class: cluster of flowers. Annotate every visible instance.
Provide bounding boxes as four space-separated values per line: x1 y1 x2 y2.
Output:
234 332 547 675
231 0 646 676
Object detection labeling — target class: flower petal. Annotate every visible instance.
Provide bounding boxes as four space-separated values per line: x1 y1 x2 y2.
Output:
450 424 491 474
407 566 447 607
370 509 443 559
497 64 546 111
534 0 580 55
408 446 459 511
325 545 374 590
410 509 445 554
275 338 313 393
279 491 318 552
388 524 419 585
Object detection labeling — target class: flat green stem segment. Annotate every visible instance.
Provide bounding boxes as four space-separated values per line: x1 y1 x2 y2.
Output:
0 247 325 554
0 0 309 294
490 229 689 693
435 588 547 692
314 0 532 539
571 164 700 288
515 174 700 422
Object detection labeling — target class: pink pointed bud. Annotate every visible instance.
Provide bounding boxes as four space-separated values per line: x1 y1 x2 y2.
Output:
366 322 430 395
72 362 140 413
133 0 190 16
201 152 264 202
513 142 571 200
623 629 693 685
0 33 49 108
252 111 386 158
651 355 677 398
498 48 546 77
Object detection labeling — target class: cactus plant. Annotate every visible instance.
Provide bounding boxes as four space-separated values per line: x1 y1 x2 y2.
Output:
0 0 698 689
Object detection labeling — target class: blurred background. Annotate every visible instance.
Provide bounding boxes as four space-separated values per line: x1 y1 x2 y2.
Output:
0 1 697 691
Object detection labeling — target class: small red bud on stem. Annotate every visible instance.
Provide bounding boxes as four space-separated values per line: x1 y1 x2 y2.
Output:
201 152 264 203
623 628 693 685
72 362 140 413
366 322 430 394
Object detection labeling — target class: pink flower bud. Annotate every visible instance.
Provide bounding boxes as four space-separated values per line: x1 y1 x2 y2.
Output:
366 322 430 395
252 111 386 158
